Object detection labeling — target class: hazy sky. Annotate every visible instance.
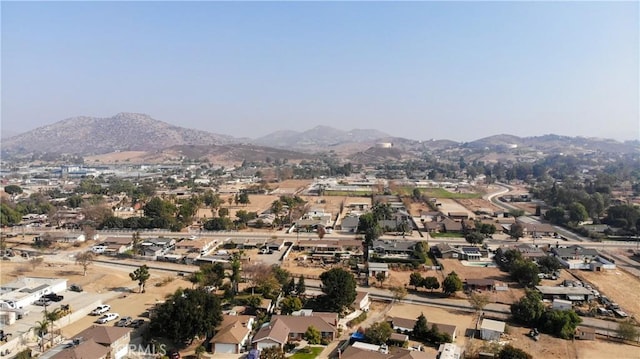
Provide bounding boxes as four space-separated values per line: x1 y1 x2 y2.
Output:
2 1 638 142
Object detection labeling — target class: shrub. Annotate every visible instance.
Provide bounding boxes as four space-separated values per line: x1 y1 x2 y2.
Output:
347 312 367 327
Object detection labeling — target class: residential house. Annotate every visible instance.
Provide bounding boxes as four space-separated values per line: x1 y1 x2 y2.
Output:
258 298 275 314
447 212 469 221
479 319 505 341
437 343 464 359
389 333 409 346
49 339 111 359
550 245 615 270
513 244 547 261
353 291 371 312
339 215 361 233
140 245 164 259
341 344 433 359
291 310 338 326
519 222 556 237
535 286 594 303
210 315 255 354
368 263 390 278
141 238 175 253
101 237 133 256
0 277 68 308
73 325 131 359
295 239 362 253
460 247 482 260
371 240 420 259
248 214 277 227
175 239 218 256
48 233 86 244
552 245 599 261
465 279 495 292
423 221 443 233
441 218 463 233
252 315 337 350
430 244 462 259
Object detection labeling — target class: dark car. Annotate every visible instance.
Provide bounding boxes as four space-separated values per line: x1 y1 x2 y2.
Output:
43 293 64 302
128 319 145 328
69 284 83 292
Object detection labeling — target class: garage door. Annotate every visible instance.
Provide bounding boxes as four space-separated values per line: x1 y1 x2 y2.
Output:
256 342 279 351
215 343 237 354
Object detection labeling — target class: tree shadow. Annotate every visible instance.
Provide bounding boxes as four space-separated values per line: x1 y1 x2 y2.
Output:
56 270 81 277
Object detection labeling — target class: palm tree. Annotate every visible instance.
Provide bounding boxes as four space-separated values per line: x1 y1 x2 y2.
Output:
44 308 61 348
34 319 49 351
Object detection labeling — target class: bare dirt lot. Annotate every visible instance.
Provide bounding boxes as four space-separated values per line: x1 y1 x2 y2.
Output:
479 325 639 359
387 303 475 346
438 259 523 305
455 198 502 214
572 267 640 319
436 199 477 219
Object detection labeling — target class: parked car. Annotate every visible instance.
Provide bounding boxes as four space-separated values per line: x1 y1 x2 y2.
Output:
69 284 83 292
96 313 119 324
115 316 132 327
34 298 52 306
91 305 111 316
43 293 64 302
129 319 145 328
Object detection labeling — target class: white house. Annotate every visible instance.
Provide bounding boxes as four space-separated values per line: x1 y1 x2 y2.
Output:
353 291 371 312
210 315 255 354
480 319 505 341
0 277 68 308
437 343 463 359
368 263 389 278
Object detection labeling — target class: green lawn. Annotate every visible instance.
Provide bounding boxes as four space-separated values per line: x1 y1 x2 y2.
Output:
430 232 464 238
291 346 324 359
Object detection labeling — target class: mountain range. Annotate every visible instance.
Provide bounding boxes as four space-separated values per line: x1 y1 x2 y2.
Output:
1 113 637 160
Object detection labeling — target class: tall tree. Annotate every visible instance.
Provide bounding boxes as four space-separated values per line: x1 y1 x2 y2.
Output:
129 265 151 293
365 321 393 345
409 272 423 290
442 271 463 296
510 259 540 287
4 185 23 196
509 223 525 241
75 251 94 276
319 268 357 312
423 276 440 292
465 231 485 245
616 320 640 342
296 275 306 296
280 297 303 315
469 293 490 313
148 288 222 346
413 313 429 340
511 289 545 325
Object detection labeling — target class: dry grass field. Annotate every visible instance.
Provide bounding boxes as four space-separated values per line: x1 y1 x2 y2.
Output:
387 303 475 345
573 267 640 319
